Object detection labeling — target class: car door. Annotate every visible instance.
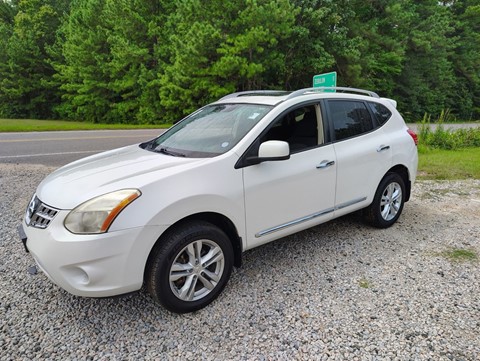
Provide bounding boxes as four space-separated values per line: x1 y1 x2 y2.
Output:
240 104 337 249
325 99 392 217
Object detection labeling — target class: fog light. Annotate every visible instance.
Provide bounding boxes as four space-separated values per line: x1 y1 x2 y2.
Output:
64 267 90 285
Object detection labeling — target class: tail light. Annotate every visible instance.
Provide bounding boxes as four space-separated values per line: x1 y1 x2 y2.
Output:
407 129 418 146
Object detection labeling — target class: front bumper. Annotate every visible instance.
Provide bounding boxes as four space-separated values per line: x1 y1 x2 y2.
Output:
19 214 167 297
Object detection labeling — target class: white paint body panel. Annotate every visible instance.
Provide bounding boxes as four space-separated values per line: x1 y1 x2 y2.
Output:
243 145 336 249
332 127 392 217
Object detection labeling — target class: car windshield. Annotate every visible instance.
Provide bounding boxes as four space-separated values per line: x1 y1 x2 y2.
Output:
142 103 273 158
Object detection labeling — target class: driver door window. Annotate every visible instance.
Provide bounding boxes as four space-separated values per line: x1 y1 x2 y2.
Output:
261 104 322 152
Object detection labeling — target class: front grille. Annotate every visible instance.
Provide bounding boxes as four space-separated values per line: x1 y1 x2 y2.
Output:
25 195 58 229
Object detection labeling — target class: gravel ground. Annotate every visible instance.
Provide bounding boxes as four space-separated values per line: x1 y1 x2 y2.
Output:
1 163 479 360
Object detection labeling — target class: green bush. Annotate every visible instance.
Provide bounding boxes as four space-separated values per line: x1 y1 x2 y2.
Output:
419 112 480 150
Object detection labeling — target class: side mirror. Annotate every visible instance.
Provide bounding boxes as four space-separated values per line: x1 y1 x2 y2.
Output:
249 140 291 165
236 140 290 168
258 140 290 160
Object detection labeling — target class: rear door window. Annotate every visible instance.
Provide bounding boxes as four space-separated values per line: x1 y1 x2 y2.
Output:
328 100 374 141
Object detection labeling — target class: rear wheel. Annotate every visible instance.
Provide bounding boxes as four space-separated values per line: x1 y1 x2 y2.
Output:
146 221 233 313
364 173 406 228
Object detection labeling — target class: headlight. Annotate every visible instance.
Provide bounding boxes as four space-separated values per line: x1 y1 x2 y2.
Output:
64 189 141 234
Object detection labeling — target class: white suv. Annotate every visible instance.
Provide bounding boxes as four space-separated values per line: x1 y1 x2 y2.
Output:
19 87 418 313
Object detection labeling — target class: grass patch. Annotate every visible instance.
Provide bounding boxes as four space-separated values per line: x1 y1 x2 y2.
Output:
0 119 171 132
437 248 478 263
358 278 372 289
417 119 480 179
418 147 480 180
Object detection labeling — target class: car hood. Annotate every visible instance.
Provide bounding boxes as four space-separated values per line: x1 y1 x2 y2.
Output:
37 145 202 209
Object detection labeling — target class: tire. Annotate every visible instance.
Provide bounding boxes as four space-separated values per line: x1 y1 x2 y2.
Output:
146 221 233 313
364 172 406 228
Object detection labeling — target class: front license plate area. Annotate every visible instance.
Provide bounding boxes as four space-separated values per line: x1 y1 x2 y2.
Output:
17 224 29 253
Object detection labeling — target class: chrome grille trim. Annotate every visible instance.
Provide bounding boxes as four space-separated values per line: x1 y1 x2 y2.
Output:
25 195 59 229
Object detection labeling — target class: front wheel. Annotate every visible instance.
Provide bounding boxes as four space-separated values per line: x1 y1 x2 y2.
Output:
146 221 233 313
364 173 406 228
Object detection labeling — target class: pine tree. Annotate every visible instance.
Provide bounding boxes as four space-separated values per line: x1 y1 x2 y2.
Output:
1 0 479 122
449 0 480 119
53 0 113 122
54 0 171 123
280 0 336 89
0 1 17 117
0 0 67 118
394 1 457 120
158 0 297 121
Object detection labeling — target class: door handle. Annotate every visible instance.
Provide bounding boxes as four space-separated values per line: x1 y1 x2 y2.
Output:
316 160 335 169
377 145 390 152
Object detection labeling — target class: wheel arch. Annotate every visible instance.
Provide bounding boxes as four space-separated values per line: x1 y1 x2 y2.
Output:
386 164 411 202
145 212 243 282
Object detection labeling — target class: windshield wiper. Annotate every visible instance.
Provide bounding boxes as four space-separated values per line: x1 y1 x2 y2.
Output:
156 147 186 157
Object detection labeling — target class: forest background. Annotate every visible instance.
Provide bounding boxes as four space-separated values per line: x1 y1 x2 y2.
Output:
0 0 479 124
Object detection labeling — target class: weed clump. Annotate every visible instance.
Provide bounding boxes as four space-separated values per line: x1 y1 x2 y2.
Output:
419 111 480 150
439 248 478 263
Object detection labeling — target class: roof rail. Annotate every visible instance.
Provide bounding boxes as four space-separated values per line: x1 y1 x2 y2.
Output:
220 90 290 100
286 87 380 99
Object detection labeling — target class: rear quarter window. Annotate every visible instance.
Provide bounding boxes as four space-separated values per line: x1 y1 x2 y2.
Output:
368 102 392 125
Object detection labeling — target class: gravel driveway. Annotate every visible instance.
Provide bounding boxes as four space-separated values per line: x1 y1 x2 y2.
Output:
1 163 479 360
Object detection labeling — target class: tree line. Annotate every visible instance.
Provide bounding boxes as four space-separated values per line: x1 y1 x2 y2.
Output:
0 0 479 123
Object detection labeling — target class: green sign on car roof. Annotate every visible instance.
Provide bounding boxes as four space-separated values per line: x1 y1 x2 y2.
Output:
313 71 337 92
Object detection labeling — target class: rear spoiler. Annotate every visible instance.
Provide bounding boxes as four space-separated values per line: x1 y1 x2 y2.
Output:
381 97 397 108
